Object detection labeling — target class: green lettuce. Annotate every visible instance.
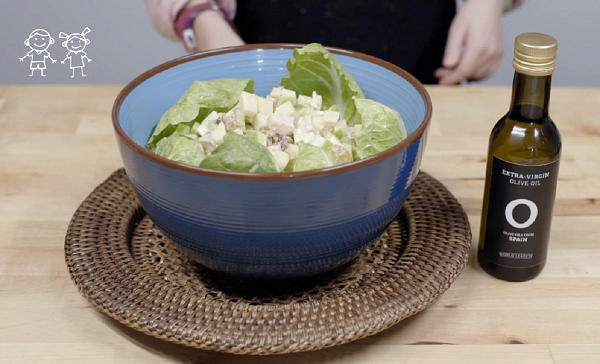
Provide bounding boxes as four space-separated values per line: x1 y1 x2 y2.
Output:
151 130 205 167
199 132 280 173
280 43 365 124
292 142 343 172
353 98 407 160
146 78 254 149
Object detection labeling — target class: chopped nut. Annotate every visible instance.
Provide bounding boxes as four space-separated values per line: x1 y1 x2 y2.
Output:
330 145 353 163
320 125 335 136
261 128 277 146
284 143 299 160
224 116 239 131
274 134 293 151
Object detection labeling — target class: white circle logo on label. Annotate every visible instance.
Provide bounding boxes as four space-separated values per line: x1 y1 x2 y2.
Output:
505 199 538 229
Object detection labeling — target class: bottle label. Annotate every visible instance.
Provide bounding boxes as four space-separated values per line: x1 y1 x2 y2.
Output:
482 156 559 267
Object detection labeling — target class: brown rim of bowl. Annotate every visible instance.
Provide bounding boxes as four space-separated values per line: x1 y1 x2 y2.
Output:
112 43 432 181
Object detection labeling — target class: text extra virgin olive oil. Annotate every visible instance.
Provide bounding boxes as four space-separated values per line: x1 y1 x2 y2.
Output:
478 33 561 282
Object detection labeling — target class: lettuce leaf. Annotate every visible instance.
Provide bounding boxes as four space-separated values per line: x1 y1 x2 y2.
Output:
151 131 205 167
146 79 254 149
353 98 407 160
292 142 343 172
199 132 280 173
280 43 364 124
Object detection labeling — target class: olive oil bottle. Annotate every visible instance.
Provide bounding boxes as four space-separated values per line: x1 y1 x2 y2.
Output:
478 33 561 282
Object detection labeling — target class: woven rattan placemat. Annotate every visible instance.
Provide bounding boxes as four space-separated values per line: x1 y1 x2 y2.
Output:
65 169 471 355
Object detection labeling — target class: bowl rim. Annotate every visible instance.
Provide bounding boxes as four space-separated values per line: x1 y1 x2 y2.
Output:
112 43 432 181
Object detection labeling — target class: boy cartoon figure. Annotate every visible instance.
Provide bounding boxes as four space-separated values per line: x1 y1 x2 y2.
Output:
60 28 92 78
19 29 57 77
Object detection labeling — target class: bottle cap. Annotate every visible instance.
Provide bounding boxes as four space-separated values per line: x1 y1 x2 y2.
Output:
513 33 558 76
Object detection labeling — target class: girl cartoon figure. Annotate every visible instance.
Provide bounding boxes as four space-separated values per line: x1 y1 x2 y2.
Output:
59 28 92 78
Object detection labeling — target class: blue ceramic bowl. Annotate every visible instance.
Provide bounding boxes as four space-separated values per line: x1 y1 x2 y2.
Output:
113 44 431 281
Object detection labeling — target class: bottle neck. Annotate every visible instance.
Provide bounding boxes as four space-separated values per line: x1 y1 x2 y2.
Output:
508 71 552 122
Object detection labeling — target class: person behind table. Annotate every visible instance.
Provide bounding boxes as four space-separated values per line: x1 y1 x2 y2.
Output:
60 28 93 78
144 0 525 85
19 29 57 77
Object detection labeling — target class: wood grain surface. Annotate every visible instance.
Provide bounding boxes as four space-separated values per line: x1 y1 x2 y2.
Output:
1 85 599 363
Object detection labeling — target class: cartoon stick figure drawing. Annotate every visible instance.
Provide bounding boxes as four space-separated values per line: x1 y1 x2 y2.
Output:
19 29 57 77
60 28 92 78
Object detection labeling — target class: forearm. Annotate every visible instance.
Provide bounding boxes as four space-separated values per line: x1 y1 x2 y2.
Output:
462 0 525 12
192 9 244 51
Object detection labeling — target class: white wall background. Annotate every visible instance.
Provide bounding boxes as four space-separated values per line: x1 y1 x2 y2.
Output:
483 0 600 86
1 0 598 86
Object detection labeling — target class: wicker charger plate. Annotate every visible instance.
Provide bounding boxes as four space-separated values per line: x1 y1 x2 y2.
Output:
65 169 471 355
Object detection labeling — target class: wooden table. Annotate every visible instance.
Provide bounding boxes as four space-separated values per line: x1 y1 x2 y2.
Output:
1 85 599 363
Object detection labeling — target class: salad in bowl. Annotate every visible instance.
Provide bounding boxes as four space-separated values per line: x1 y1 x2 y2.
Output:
146 43 407 173
112 43 431 280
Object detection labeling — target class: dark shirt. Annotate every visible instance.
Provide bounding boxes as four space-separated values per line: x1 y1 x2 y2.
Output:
234 0 456 84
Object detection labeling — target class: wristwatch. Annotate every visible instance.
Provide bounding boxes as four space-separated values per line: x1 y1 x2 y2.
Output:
174 0 238 52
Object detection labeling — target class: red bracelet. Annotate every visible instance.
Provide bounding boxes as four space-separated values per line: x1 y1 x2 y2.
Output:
174 0 239 52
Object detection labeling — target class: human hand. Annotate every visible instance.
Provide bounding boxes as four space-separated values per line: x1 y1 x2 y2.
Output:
52 59 57 64
88 59 92 62
185 0 237 17
19 57 24 62
435 0 505 85
61 60 65 64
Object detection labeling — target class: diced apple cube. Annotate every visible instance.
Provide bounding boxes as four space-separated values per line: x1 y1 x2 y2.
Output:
280 88 297 105
198 133 217 152
311 91 322 109
334 119 349 139
211 122 227 145
194 111 220 136
235 109 246 130
267 144 282 153
349 124 363 138
257 96 274 115
293 104 312 119
203 111 220 123
297 95 314 108
296 115 315 134
294 131 315 145
322 130 342 145
238 91 258 118
272 150 291 171
256 132 268 146
268 112 295 135
247 130 268 146
312 115 325 129
323 110 340 126
270 87 283 98
275 101 295 116
251 113 269 130
195 123 210 137
231 128 244 135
